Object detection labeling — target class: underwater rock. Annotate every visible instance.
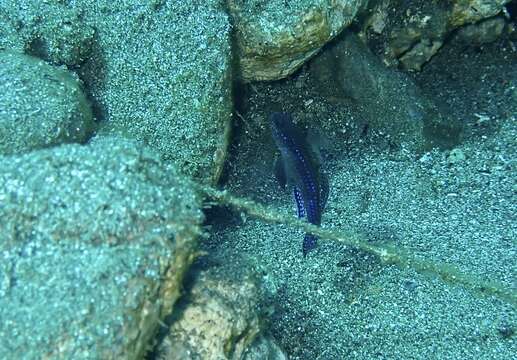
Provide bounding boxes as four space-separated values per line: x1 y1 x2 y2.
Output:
310 32 461 150
0 1 94 66
0 137 203 359
228 0 369 81
362 0 511 71
70 0 233 184
0 51 94 156
449 0 511 26
455 16 506 46
243 336 288 360
375 0 450 71
156 266 280 360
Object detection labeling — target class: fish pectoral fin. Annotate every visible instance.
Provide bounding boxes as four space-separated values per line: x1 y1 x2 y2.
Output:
273 155 287 189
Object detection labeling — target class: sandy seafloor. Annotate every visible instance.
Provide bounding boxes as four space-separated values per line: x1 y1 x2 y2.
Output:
200 38 517 359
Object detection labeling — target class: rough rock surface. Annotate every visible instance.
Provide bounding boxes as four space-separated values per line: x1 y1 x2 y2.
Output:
449 0 511 26
455 16 506 45
0 0 233 184
156 266 285 360
243 336 288 360
363 0 511 71
228 0 369 81
0 51 94 155
0 137 203 359
72 0 233 184
310 32 461 150
0 0 94 66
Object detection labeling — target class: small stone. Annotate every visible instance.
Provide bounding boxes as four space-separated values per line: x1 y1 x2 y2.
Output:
447 148 466 165
498 323 515 339
419 152 433 163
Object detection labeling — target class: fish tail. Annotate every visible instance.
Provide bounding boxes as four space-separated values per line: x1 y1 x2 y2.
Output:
302 233 318 256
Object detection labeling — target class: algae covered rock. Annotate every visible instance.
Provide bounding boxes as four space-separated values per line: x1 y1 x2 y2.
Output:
156 266 283 360
73 0 233 184
229 0 369 81
363 0 511 71
449 0 511 27
0 137 203 359
0 51 94 155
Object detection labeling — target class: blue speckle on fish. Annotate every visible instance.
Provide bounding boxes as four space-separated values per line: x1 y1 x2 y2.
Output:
270 112 329 256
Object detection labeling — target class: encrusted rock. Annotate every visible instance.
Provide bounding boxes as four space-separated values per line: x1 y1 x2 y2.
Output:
0 137 203 359
1 0 233 184
156 266 284 360
0 51 94 155
363 0 511 71
449 0 511 26
228 0 369 81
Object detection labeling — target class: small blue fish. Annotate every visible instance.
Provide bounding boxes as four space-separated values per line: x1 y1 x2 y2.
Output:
270 112 329 256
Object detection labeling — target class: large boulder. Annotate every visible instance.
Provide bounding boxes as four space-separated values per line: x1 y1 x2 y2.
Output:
0 137 203 359
228 0 369 81
0 51 94 155
0 0 233 184
73 0 233 184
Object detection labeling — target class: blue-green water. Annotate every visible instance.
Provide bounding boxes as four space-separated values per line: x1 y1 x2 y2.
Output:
0 1 515 359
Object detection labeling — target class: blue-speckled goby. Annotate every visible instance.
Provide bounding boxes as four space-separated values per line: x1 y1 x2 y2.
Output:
270 112 329 256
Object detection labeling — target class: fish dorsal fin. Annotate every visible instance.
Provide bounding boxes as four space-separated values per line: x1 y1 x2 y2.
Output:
273 155 287 189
